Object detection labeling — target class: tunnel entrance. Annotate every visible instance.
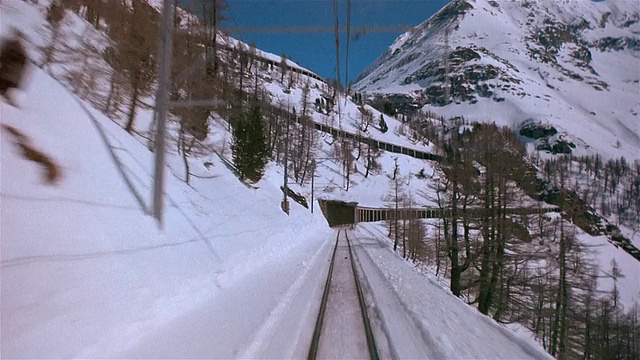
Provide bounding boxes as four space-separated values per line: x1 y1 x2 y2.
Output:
318 200 358 227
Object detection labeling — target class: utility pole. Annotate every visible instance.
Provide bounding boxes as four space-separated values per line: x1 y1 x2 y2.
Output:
152 0 174 226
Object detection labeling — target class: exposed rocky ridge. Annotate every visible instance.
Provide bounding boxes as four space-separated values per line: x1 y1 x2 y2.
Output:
354 0 640 160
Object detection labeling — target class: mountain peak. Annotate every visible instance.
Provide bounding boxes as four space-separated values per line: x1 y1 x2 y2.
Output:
354 0 640 160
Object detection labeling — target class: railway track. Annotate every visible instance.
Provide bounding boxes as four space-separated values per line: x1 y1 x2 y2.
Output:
308 229 379 360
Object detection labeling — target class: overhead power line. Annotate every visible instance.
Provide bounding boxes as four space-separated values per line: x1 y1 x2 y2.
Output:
223 24 413 34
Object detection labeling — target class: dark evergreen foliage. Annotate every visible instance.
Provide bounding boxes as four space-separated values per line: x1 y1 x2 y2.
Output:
232 100 269 182
379 114 389 133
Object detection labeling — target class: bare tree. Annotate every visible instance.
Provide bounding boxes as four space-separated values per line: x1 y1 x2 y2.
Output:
200 0 227 76
106 0 159 133
385 159 407 252
41 0 65 71
434 127 479 297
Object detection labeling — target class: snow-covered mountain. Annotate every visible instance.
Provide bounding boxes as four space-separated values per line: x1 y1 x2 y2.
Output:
2 1 638 358
0 1 550 357
354 0 640 160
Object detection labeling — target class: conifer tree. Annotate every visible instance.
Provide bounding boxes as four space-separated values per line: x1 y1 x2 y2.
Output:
232 100 269 182
379 114 388 133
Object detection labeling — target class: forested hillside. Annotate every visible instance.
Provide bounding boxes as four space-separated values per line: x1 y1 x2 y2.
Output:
4 1 638 359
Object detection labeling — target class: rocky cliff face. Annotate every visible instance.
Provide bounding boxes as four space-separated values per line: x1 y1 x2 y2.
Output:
354 0 640 159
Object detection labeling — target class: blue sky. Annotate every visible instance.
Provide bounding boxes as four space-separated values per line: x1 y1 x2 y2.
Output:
218 0 451 83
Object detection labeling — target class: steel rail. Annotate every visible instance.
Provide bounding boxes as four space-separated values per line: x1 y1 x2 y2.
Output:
346 230 379 360
308 229 341 359
225 24 413 34
308 229 379 359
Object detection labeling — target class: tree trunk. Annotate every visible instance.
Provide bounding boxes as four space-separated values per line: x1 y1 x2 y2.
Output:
485 179 507 316
435 229 442 276
365 143 372 178
402 214 407 258
449 183 461 297
125 73 141 133
478 175 496 315
182 136 196 184
393 177 399 251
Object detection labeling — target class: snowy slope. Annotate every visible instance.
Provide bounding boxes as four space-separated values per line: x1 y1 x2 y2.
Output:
2 0 637 357
0 66 552 359
0 60 333 358
354 0 640 160
353 224 552 359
